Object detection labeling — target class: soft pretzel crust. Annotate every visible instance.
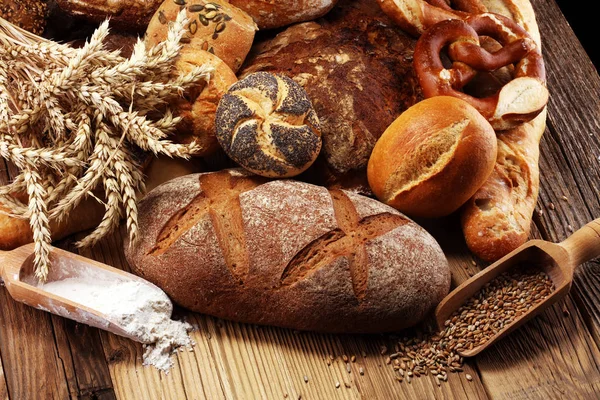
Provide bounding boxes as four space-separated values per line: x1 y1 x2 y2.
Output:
413 13 548 130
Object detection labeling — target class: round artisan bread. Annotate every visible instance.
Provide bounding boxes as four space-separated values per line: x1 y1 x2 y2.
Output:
215 72 322 178
367 96 497 218
54 0 163 31
1 0 47 35
145 0 257 72
228 0 340 29
124 169 451 333
172 48 238 155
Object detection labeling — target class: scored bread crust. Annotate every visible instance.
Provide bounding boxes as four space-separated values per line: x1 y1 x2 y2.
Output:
461 0 547 261
54 0 163 31
125 169 451 333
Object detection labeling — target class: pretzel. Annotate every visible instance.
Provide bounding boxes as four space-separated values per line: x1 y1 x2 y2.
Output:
413 13 548 130
377 0 477 36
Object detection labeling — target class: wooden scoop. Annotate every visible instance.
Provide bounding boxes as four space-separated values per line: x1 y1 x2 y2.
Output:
435 218 600 358
0 243 171 343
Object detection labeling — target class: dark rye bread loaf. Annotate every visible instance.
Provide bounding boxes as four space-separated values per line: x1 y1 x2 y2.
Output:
239 0 423 190
124 169 451 333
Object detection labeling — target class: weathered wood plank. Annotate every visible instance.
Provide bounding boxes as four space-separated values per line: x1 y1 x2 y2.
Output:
531 0 600 350
81 224 488 400
0 353 8 400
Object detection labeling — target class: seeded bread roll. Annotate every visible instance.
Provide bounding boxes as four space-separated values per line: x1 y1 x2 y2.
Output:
146 0 257 72
215 72 322 178
1 0 48 35
124 169 451 333
54 0 163 31
229 0 340 30
367 97 497 218
172 48 238 154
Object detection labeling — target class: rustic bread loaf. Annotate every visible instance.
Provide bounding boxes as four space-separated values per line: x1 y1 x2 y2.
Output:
239 0 423 187
228 0 340 30
215 72 322 178
368 96 497 218
145 0 257 73
124 169 451 333
1 0 48 35
54 0 162 31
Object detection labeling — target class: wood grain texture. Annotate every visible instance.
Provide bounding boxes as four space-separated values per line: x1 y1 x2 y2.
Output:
0 353 7 400
1 0 600 398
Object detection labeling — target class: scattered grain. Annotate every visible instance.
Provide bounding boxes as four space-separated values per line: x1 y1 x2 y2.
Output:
386 266 553 385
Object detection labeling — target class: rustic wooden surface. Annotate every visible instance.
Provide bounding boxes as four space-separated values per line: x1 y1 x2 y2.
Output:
1 0 599 398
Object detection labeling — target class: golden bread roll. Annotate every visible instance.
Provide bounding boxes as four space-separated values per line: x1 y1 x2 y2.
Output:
229 0 340 29
145 0 257 72
173 48 238 155
367 96 497 218
215 72 322 178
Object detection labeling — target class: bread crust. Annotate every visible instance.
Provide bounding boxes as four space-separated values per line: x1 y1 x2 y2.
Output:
173 49 238 155
145 0 257 72
239 10 423 179
125 169 451 333
0 0 48 35
55 0 163 31
368 96 497 218
215 72 322 178
229 0 340 29
375 0 547 261
459 0 547 261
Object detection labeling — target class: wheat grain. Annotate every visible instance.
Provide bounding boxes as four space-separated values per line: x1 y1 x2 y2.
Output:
0 12 211 278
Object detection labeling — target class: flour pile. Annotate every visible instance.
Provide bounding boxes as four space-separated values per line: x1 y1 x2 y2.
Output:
41 277 193 373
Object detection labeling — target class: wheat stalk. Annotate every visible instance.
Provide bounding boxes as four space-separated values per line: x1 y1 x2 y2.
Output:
0 12 215 279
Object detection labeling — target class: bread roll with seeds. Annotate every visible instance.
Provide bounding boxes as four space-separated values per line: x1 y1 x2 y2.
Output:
215 72 322 178
145 0 257 72
368 96 497 218
1 0 48 35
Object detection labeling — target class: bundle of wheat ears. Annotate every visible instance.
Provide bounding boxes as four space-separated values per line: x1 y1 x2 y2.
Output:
0 11 214 280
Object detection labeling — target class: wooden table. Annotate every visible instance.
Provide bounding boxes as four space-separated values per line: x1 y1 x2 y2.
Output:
1 0 599 398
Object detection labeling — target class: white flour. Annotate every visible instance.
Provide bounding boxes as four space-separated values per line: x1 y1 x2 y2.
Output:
40 277 193 373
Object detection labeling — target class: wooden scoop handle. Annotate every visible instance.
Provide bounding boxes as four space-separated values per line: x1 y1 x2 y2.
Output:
560 218 600 270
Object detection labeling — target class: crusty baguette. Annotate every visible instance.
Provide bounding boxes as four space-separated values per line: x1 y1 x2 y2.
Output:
0 155 204 251
459 0 547 261
461 109 546 261
0 194 105 251
125 169 451 333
